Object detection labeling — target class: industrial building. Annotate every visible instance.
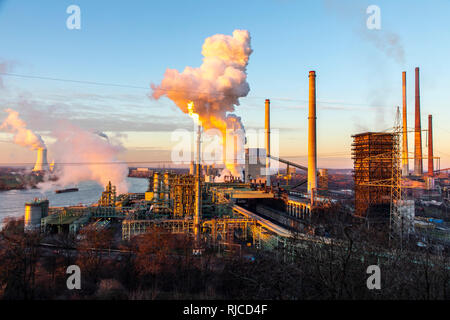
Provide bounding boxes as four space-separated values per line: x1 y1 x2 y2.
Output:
23 68 450 254
244 148 266 183
352 132 394 219
24 199 49 230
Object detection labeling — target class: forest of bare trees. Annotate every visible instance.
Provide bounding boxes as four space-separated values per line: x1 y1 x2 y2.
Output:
0 217 448 300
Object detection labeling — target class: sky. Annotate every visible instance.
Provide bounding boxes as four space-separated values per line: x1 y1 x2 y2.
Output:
0 0 449 169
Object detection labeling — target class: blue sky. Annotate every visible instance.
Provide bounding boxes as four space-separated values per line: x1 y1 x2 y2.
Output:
0 0 449 168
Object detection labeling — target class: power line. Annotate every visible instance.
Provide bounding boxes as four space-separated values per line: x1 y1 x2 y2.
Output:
0 154 352 167
0 72 148 90
0 72 392 108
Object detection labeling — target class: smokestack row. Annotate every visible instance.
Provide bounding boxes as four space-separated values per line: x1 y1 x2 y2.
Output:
403 67 434 177
263 71 317 199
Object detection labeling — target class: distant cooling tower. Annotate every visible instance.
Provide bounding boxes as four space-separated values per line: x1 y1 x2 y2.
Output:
32 147 50 172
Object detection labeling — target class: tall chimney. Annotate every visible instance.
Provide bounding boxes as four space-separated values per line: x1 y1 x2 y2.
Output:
194 124 202 244
32 147 49 172
307 71 317 196
265 99 271 186
401 71 409 176
414 67 423 176
428 114 434 176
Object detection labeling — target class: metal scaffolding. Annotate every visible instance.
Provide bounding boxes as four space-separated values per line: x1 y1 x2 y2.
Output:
170 174 196 217
122 219 195 240
202 218 255 244
352 132 395 219
98 181 116 207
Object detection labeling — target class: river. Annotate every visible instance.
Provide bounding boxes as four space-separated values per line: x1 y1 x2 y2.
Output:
0 177 149 223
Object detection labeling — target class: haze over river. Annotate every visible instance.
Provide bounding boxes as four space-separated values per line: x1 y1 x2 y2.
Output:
0 177 148 222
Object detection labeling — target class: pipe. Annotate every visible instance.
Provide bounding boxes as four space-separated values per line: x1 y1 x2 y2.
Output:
194 124 202 243
164 171 170 202
153 172 160 201
428 115 434 176
414 67 423 175
268 155 308 172
402 71 409 176
265 99 271 186
308 71 317 198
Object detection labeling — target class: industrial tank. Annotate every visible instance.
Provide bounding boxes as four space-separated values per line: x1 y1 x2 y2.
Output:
24 199 49 230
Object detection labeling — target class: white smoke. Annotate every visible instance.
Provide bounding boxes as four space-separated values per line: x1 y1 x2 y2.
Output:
151 29 252 178
46 121 129 194
0 108 46 150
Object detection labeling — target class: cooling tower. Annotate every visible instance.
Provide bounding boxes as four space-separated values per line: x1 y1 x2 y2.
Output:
32 147 50 172
414 67 423 176
307 71 317 196
402 71 409 176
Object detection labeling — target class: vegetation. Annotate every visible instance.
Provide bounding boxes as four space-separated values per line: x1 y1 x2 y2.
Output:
0 168 43 191
0 217 448 300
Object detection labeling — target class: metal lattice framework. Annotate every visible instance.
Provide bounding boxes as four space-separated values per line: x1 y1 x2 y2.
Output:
352 132 395 219
389 108 404 241
98 181 116 207
352 108 412 242
122 219 195 240
169 175 196 217
202 218 255 244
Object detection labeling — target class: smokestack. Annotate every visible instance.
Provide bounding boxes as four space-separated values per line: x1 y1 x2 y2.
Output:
194 124 202 244
32 147 49 172
414 67 423 176
307 71 317 197
265 99 271 186
428 115 434 176
402 71 409 176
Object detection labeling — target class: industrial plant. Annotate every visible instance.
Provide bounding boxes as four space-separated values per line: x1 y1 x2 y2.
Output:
20 68 450 258
2 0 450 309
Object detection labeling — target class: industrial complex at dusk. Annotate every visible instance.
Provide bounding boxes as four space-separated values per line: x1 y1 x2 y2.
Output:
0 0 449 309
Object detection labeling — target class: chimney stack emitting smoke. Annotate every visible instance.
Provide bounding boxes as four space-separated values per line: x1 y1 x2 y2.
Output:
428 114 434 176
151 30 252 179
414 67 423 176
265 99 271 186
0 109 50 172
402 71 409 176
307 71 317 198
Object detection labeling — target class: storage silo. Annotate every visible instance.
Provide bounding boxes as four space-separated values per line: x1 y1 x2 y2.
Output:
24 199 49 230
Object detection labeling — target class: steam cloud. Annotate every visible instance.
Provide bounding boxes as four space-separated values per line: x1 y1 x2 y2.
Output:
0 108 46 150
48 122 129 194
151 29 252 177
1 108 128 193
360 30 405 65
324 0 405 65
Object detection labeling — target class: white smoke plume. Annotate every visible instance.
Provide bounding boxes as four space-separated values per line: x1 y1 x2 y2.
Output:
151 29 252 177
0 108 46 150
47 121 129 194
324 0 405 65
